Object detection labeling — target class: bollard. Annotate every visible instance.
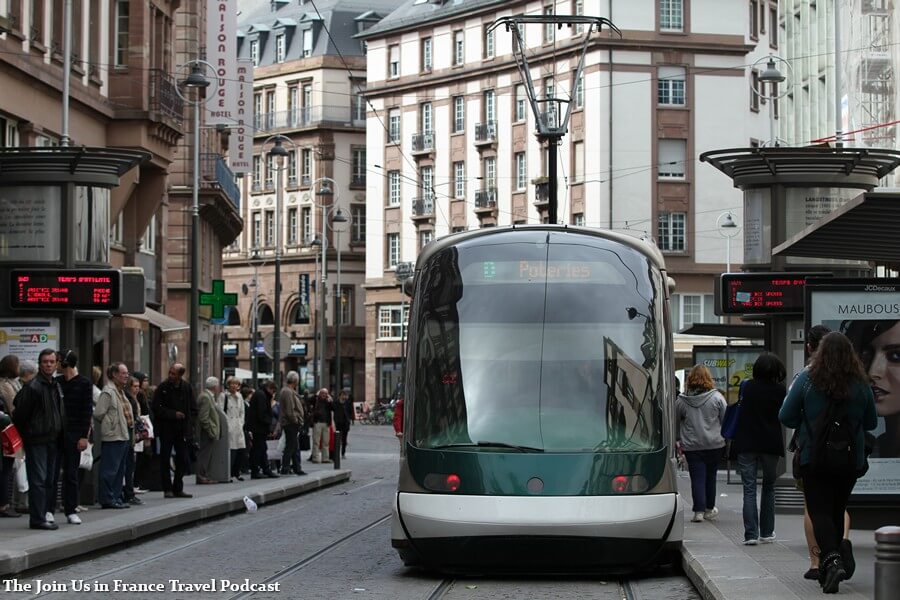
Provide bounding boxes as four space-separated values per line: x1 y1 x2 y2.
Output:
333 433 341 469
875 526 900 600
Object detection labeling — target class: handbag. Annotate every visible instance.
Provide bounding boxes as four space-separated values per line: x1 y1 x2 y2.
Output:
721 381 746 440
79 443 94 470
1 424 23 457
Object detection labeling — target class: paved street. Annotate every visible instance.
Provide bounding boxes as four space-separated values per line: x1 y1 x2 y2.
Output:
0 427 700 600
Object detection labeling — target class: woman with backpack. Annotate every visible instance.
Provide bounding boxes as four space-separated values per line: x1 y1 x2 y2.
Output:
675 364 727 524
780 332 877 594
731 352 786 546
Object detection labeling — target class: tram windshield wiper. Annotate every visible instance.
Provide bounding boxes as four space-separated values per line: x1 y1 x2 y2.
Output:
431 441 545 453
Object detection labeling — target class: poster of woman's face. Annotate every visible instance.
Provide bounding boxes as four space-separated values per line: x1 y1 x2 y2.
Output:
839 319 900 458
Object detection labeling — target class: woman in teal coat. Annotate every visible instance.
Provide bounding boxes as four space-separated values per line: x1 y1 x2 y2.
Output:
779 332 876 594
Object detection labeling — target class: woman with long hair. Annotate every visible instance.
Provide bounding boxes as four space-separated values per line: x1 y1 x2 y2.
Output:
675 364 727 524
780 332 876 594
731 352 786 545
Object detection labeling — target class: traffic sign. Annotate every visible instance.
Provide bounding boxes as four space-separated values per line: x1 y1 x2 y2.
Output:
199 279 238 320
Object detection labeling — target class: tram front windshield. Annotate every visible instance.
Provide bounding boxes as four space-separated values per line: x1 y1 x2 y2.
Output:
411 233 665 453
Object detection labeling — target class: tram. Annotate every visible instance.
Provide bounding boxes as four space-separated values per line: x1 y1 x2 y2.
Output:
390 225 683 573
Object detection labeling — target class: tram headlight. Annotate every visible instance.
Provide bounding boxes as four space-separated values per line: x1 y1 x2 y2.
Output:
611 475 649 494
424 473 462 492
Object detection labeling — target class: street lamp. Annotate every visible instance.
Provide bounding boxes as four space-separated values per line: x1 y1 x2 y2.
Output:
717 211 740 273
751 54 791 147
264 135 295 388
311 176 342 394
332 207 349 399
176 59 215 393
246 247 264 388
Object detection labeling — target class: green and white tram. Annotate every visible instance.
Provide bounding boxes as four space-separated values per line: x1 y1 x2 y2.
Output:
391 225 683 573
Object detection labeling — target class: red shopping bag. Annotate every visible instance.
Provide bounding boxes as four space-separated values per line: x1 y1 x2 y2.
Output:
328 425 335 454
1 424 23 457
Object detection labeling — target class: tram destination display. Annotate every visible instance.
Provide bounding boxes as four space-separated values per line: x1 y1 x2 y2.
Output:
718 272 829 315
10 269 122 311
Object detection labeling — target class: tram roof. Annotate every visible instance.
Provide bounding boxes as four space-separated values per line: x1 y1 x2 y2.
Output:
415 225 667 273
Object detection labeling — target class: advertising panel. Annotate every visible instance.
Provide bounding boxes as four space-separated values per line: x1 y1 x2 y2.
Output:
205 0 237 126
0 319 60 364
692 345 765 404
0 187 62 262
228 58 253 174
807 279 900 497
296 274 310 324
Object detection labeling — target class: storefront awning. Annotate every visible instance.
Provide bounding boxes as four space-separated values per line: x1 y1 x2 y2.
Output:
773 190 900 263
125 307 189 333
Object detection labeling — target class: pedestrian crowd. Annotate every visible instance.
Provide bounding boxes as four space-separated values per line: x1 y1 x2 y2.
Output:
0 350 355 532
675 326 877 595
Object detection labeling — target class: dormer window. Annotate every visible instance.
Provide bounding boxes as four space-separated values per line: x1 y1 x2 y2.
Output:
250 39 260 66
276 34 285 62
301 29 312 57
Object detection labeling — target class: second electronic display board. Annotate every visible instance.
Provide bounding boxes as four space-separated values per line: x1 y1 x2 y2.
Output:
718 272 830 315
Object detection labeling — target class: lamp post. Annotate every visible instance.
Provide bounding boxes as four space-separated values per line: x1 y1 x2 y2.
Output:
247 247 264 388
264 135 295 389
717 211 741 406
332 208 349 398
752 55 790 147
176 60 214 393
311 177 341 393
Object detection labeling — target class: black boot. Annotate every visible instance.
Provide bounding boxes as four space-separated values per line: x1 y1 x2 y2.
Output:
820 551 846 594
839 539 855 580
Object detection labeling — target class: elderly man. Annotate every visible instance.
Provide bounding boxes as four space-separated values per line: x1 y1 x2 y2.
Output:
195 377 221 484
278 372 306 476
12 349 65 530
94 362 132 510
153 364 194 498
310 388 333 464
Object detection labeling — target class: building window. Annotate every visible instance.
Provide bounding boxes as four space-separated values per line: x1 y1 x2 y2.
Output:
674 294 710 331
265 210 275 247
388 171 401 206
302 206 312 243
658 139 686 178
420 102 433 134
573 72 584 109
759 0 766 33
515 152 527 190
483 156 496 187
658 66 686 105
352 147 366 184
543 5 555 44
287 207 298 245
573 0 585 35
378 358 404 400
139 214 157 253
378 305 407 340
657 212 686 252
253 155 262 188
388 108 400 143
335 285 353 326
419 229 434 251
483 25 494 59
750 0 759 40
252 211 262 247
453 96 465 133
387 233 400 267
250 39 259 66
573 213 585 226
275 34 285 62
484 89 496 122
454 30 464 66
265 155 275 189
353 82 367 121
351 205 366 243
454 161 466 198
420 166 434 201
301 149 312 184
515 84 527 121
287 150 297 183
660 0 684 32
421 37 432 71
301 29 313 57
388 44 399 78
114 0 129 66
770 5 778 48
750 69 760 111
573 142 584 183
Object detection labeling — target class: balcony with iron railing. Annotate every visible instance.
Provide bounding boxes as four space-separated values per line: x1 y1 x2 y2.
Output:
412 196 435 219
534 181 550 206
200 153 241 211
474 187 497 211
149 69 184 123
411 132 434 154
350 173 366 187
254 105 366 135
474 121 497 145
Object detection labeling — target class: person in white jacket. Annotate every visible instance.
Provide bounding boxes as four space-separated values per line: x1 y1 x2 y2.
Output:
675 364 727 523
216 377 246 481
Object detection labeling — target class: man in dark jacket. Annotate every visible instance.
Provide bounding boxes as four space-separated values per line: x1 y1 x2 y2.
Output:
152 364 194 498
246 381 278 479
13 348 64 530
55 350 92 524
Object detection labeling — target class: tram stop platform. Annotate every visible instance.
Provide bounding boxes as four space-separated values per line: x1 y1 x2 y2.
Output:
0 467 349 577
678 471 876 599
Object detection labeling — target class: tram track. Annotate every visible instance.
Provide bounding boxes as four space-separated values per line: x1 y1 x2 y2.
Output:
226 514 392 600
425 578 455 600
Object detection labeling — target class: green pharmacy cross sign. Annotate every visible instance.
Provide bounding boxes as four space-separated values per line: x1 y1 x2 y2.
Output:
199 279 238 320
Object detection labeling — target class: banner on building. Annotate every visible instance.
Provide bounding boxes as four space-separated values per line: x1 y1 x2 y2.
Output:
206 0 237 126
807 279 900 498
297 274 311 324
228 58 253 174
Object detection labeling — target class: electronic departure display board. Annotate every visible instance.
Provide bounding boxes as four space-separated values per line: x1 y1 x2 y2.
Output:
10 269 121 311
719 272 830 315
